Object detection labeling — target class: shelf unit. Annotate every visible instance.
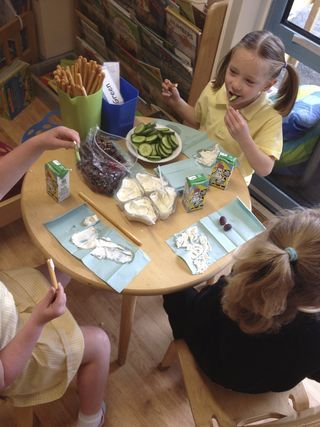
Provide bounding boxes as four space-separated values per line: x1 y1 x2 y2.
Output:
75 0 228 117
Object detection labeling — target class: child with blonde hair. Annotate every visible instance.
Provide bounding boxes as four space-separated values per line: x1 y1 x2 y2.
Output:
164 208 320 393
162 30 300 184
0 127 110 427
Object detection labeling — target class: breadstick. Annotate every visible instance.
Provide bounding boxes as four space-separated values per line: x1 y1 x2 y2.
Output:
86 70 98 95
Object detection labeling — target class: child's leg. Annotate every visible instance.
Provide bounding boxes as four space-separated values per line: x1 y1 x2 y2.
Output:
77 326 110 415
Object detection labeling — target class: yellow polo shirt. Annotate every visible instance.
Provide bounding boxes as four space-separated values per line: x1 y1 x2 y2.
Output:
195 83 283 184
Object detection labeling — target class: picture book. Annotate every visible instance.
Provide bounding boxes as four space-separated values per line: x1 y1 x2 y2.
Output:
104 0 141 57
76 10 108 58
165 6 201 66
134 0 169 37
138 20 192 68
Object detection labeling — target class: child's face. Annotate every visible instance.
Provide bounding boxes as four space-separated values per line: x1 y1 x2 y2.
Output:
225 47 276 109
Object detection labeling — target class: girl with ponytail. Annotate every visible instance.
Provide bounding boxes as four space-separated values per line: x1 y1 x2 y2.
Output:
163 208 320 393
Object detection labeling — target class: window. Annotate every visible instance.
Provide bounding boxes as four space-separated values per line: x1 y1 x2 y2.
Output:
249 0 320 212
265 0 320 73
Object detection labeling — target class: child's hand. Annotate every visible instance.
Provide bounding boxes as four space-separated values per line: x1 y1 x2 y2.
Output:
161 79 181 106
30 283 67 327
32 126 80 151
224 107 251 144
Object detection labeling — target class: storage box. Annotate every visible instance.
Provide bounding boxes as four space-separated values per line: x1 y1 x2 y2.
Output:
45 160 70 202
209 152 237 190
32 0 75 59
0 58 33 119
182 173 209 212
101 77 139 137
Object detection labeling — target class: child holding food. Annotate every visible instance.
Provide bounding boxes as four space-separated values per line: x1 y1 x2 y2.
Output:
162 30 300 184
163 207 320 393
0 127 110 427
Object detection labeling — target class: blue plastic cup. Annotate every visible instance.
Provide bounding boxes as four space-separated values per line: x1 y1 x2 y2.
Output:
101 77 139 137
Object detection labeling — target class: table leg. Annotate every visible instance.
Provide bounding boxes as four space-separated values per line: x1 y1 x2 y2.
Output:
117 294 137 366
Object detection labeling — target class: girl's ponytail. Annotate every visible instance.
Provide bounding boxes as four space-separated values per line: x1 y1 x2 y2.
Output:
273 63 300 117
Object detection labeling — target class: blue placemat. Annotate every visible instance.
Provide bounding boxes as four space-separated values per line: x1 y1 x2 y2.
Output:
155 158 205 193
167 198 265 274
45 204 150 292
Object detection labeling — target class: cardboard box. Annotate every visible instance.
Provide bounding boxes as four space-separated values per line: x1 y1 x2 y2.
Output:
182 173 209 212
209 152 237 190
45 160 70 202
32 0 75 59
0 59 33 119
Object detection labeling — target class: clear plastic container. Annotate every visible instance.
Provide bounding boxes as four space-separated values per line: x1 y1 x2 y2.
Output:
78 127 137 195
135 172 167 195
123 197 159 225
149 187 177 220
114 176 144 210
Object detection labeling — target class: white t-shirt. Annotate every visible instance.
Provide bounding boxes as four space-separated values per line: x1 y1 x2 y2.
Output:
0 281 18 350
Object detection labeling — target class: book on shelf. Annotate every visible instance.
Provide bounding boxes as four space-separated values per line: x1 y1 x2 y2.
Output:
104 0 141 57
78 0 107 29
76 36 107 64
134 0 169 37
175 0 195 24
76 10 108 58
165 6 201 66
140 45 192 101
138 21 193 68
192 3 206 30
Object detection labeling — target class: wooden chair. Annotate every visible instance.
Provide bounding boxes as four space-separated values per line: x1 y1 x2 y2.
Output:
159 339 320 427
0 193 22 228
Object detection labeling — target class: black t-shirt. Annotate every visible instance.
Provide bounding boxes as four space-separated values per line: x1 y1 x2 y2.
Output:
163 277 320 393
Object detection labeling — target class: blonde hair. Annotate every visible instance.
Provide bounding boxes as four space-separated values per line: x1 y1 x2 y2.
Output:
222 208 320 334
213 30 300 116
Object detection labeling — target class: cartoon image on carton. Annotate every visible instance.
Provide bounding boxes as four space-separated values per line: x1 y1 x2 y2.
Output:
182 174 209 212
210 152 237 190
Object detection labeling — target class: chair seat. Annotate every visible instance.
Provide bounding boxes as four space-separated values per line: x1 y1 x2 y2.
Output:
159 339 318 427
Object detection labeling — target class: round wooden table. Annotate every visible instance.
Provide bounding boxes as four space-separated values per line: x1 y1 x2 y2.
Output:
21 121 250 365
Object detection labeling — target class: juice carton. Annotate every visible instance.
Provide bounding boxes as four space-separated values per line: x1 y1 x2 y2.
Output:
45 160 70 202
182 173 209 212
209 152 237 190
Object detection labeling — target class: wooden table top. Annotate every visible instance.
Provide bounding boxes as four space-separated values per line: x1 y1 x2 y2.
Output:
21 126 250 296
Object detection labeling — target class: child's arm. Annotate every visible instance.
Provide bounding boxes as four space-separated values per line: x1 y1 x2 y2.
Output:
161 79 199 128
0 283 66 390
224 107 275 176
0 126 80 200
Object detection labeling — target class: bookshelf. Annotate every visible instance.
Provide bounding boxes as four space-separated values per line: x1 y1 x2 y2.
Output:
75 0 228 118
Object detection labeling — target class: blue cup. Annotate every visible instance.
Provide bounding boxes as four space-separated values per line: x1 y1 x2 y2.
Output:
101 77 139 137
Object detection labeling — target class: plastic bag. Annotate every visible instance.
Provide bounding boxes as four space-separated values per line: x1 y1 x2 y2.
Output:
78 127 136 195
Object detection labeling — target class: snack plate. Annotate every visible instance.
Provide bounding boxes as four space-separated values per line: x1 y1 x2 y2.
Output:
125 124 183 164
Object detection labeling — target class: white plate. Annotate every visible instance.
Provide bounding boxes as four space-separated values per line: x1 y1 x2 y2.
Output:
125 124 183 164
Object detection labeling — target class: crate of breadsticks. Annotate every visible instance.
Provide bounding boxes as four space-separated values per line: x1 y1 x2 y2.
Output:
54 56 104 140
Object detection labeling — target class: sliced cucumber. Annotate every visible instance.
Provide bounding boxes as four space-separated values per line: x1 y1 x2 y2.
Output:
138 143 153 157
134 123 145 135
146 134 159 143
131 135 146 144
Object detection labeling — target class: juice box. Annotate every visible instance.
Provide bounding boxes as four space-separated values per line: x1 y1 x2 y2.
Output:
45 160 70 202
182 173 209 212
209 152 237 190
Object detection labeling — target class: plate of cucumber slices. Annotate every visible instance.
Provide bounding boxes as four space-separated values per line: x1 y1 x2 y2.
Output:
126 122 182 164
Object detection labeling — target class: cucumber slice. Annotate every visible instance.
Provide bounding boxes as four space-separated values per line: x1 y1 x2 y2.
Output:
138 143 153 157
131 135 146 144
146 134 159 143
134 124 145 135
161 135 172 149
160 144 173 156
146 155 162 161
